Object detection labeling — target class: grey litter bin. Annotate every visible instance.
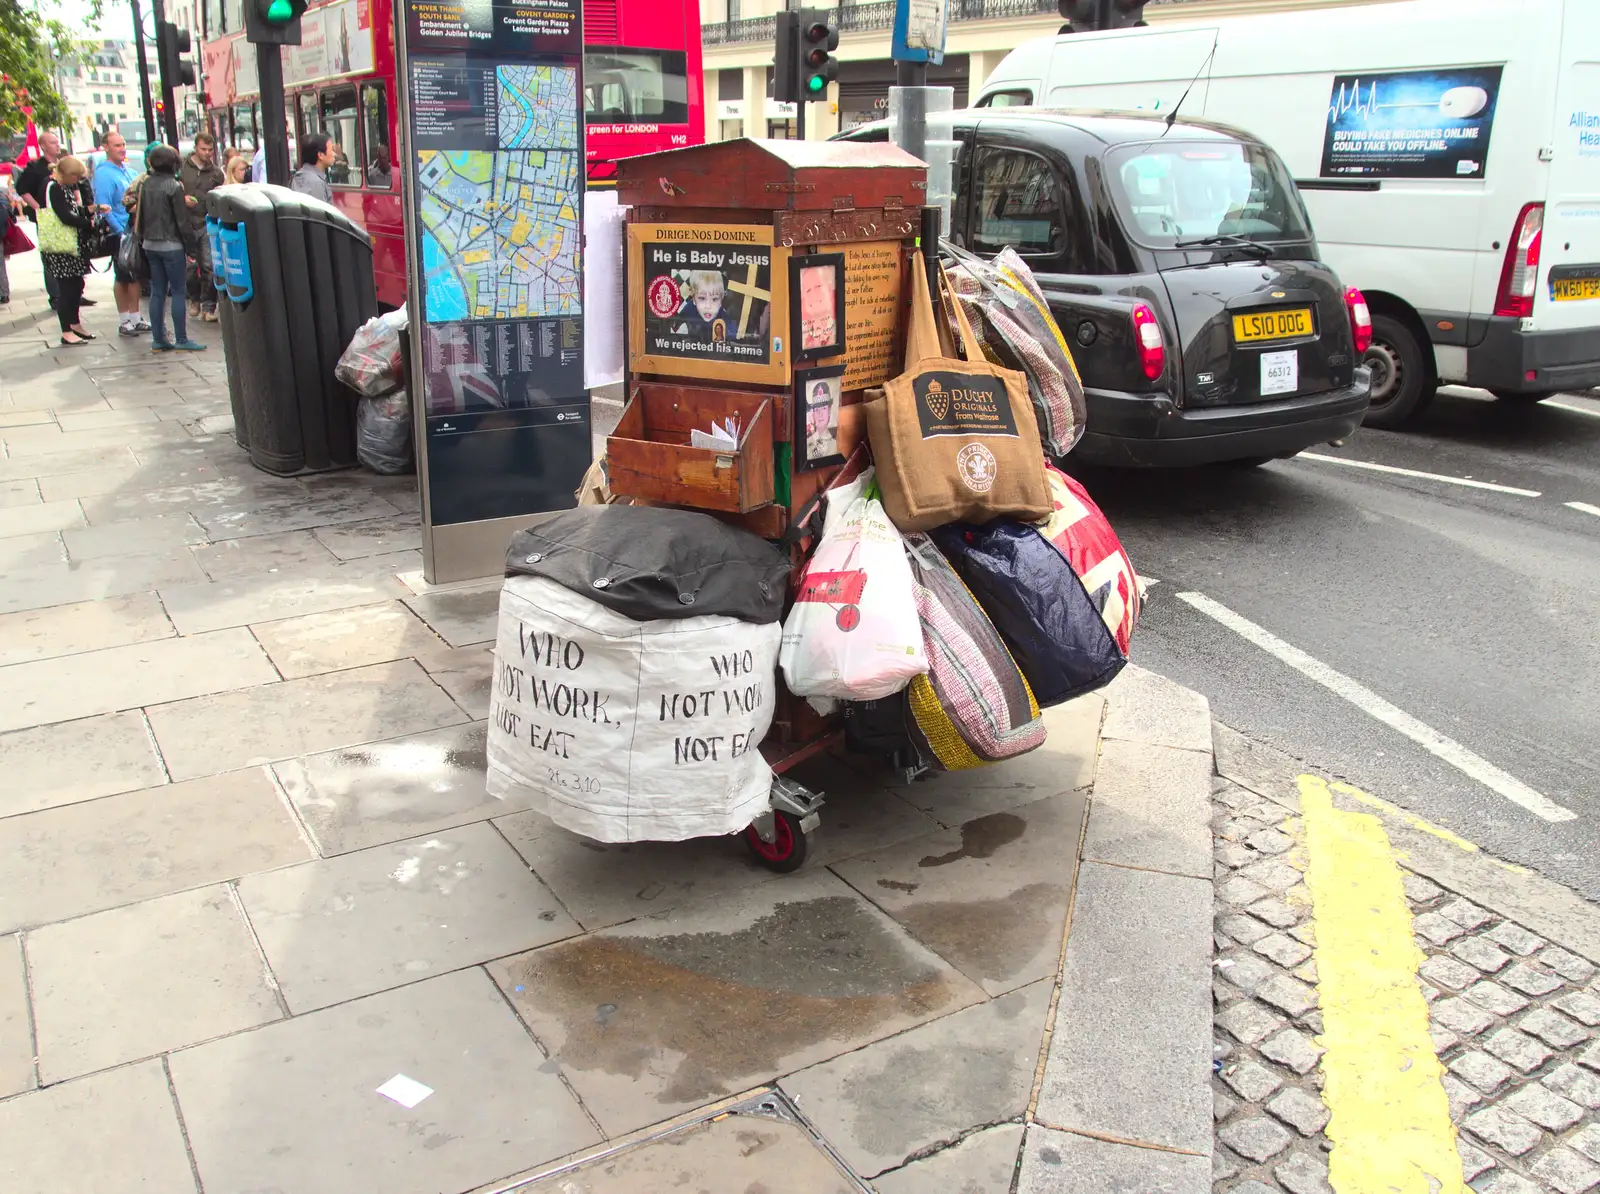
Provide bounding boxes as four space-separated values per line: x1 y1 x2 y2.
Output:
207 184 377 476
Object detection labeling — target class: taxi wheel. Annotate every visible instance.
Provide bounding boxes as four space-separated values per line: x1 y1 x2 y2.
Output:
1361 314 1436 430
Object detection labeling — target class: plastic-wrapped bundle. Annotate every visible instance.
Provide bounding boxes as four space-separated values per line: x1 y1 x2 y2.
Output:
356 389 413 474
336 307 409 398
945 245 1087 458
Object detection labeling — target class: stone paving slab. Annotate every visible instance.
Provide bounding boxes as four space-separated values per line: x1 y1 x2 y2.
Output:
188 528 344 581
1082 738 1213 881
0 768 312 933
1035 859 1214 1155
167 968 601 1194
403 583 503 647
0 626 279 734
249 600 446 679
0 1058 198 1194
0 591 176 668
26 884 282 1082
783 978 1051 1178
237 820 578 1012
1017 1122 1209 1193
0 711 169 817
830 793 1087 997
157 564 416 635
0 933 31 1098
146 659 468 781
490 866 989 1138
273 721 519 856
0 547 210 616
872 1122 1025 1194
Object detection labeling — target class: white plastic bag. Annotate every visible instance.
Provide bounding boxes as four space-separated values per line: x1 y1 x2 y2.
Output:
779 467 928 700
486 576 780 843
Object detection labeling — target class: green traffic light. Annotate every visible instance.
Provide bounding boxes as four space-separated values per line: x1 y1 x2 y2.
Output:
806 75 826 93
266 0 294 21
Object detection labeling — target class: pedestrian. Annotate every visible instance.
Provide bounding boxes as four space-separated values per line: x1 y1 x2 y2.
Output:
290 134 336 203
180 131 224 322
14 132 72 310
0 179 14 305
38 155 102 347
92 130 150 339
368 144 392 189
224 154 251 185
136 144 206 353
251 143 266 183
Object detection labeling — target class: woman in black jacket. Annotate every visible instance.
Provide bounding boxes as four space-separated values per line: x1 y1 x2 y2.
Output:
138 144 206 352
42 156 102 346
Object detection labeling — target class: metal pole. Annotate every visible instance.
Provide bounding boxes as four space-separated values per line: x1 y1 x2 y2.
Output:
257 44 290 186
131 0 158 144
795 100 806 141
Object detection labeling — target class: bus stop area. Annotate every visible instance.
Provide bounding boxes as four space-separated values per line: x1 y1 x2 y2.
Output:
0 265 1220 1192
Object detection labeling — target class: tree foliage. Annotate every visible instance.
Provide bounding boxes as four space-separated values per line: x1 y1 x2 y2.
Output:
1 0 103 138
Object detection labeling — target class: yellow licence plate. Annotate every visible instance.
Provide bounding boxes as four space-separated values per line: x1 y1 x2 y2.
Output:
1552 276 1600 302
1233 308 1313 343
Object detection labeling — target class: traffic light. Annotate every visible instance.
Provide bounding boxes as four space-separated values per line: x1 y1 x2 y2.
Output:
798 9 838 101
244 0 308 46
1057 0 1147 32
156 21 196 89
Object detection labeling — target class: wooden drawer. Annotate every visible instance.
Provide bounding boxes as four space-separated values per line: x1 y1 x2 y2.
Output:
607 383 776 514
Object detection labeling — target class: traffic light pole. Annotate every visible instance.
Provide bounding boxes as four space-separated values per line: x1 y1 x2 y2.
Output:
257 45 291 186
130 0 158 144
149 0 179 146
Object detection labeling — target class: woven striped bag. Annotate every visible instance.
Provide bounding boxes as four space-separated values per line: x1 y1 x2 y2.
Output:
902 532 1046 771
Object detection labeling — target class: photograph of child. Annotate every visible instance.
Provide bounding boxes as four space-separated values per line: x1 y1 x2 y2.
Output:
799 263 838 352
803 376 842 466
679 270 730 343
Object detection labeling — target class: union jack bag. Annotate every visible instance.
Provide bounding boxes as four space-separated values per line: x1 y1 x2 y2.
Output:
1037 464 1141 656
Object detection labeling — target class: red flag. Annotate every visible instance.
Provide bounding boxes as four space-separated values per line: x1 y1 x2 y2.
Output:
21 119 41 165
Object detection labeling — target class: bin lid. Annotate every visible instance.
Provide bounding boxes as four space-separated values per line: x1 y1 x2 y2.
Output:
206 183 371 246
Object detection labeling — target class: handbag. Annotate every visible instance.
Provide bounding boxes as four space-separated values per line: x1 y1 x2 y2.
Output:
932 519 1125 707
2 220 31 258
85 213 119 260
901 531 1046 771
115 223 147 280
863 254 1052 533
35 184 78 254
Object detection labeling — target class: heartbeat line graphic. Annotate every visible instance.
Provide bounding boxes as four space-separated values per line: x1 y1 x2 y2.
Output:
1329 78 1381 124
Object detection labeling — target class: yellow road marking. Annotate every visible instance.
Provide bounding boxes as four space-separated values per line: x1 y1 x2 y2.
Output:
1332 780 1530 874
1298 775 1467 1193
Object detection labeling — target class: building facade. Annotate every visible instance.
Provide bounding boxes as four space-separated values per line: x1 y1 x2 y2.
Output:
698 0 1395 143
56 41 161 151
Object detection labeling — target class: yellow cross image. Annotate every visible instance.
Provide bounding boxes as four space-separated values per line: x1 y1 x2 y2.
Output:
725 260 771 339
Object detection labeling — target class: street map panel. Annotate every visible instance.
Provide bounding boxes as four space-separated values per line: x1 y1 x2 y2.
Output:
416 65 581 324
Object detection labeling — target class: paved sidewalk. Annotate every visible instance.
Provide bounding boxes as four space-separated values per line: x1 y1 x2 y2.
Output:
1 261 1220 1192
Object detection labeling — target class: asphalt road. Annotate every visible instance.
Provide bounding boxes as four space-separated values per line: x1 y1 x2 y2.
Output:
1080 386 1600 900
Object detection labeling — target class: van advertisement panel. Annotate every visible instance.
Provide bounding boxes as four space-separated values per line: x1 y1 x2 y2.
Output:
1321 66 1503 180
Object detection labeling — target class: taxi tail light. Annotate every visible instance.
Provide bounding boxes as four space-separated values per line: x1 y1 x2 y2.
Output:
1344 286 1372 354
1131 303 1164 381
1494 202 1543 318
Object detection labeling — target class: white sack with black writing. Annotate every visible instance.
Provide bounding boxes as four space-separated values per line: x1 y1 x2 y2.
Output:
486 575 781 842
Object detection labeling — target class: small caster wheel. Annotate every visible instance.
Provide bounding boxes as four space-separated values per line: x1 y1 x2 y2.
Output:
745 810 809 873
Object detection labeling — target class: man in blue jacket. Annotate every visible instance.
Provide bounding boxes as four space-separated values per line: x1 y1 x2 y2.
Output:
92 131 149 337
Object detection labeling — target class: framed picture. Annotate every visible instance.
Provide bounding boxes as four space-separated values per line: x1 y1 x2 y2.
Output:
790 252 846 362
794 364 847 471
627 222 791 386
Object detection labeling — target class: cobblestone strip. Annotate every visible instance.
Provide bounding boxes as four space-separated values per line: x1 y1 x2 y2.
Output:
1212 771 1600 1194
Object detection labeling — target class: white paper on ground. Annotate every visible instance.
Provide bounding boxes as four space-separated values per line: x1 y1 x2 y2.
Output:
376 1073 434 1108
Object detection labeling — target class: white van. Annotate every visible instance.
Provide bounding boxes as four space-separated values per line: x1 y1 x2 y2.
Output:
975 0 1600 427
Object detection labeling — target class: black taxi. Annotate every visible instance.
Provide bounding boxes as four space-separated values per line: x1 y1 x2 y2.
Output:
837 109 1373 466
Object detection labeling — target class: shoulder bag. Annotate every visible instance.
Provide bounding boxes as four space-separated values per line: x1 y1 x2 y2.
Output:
35 183 79 254
863 254 1052 533
115 182 148 281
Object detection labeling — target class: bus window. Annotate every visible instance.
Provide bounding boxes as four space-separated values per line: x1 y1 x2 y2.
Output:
361 84 392 189
296 93 317 148
583 48 688 125
231 103 257 149
319 86 362 187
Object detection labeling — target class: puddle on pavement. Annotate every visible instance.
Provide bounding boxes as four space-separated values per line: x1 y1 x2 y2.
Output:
499 895 965 1105
918 811 1027 867
280 723 490 829
518 1107 859 1193
896 882 1069 988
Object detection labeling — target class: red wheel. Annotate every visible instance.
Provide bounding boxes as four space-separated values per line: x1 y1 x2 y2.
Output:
836 604 861 632
745 810 809 872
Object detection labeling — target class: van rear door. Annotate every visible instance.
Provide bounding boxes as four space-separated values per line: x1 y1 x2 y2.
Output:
1537 0 1600 334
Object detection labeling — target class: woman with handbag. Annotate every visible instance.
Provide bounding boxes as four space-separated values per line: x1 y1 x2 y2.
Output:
137 144 206 353
38 156 104 347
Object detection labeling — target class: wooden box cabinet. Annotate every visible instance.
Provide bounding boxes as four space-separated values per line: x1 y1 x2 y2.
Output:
607 383 776 514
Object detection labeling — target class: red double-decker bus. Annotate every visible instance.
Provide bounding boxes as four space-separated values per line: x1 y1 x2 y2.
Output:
201 0 703 307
